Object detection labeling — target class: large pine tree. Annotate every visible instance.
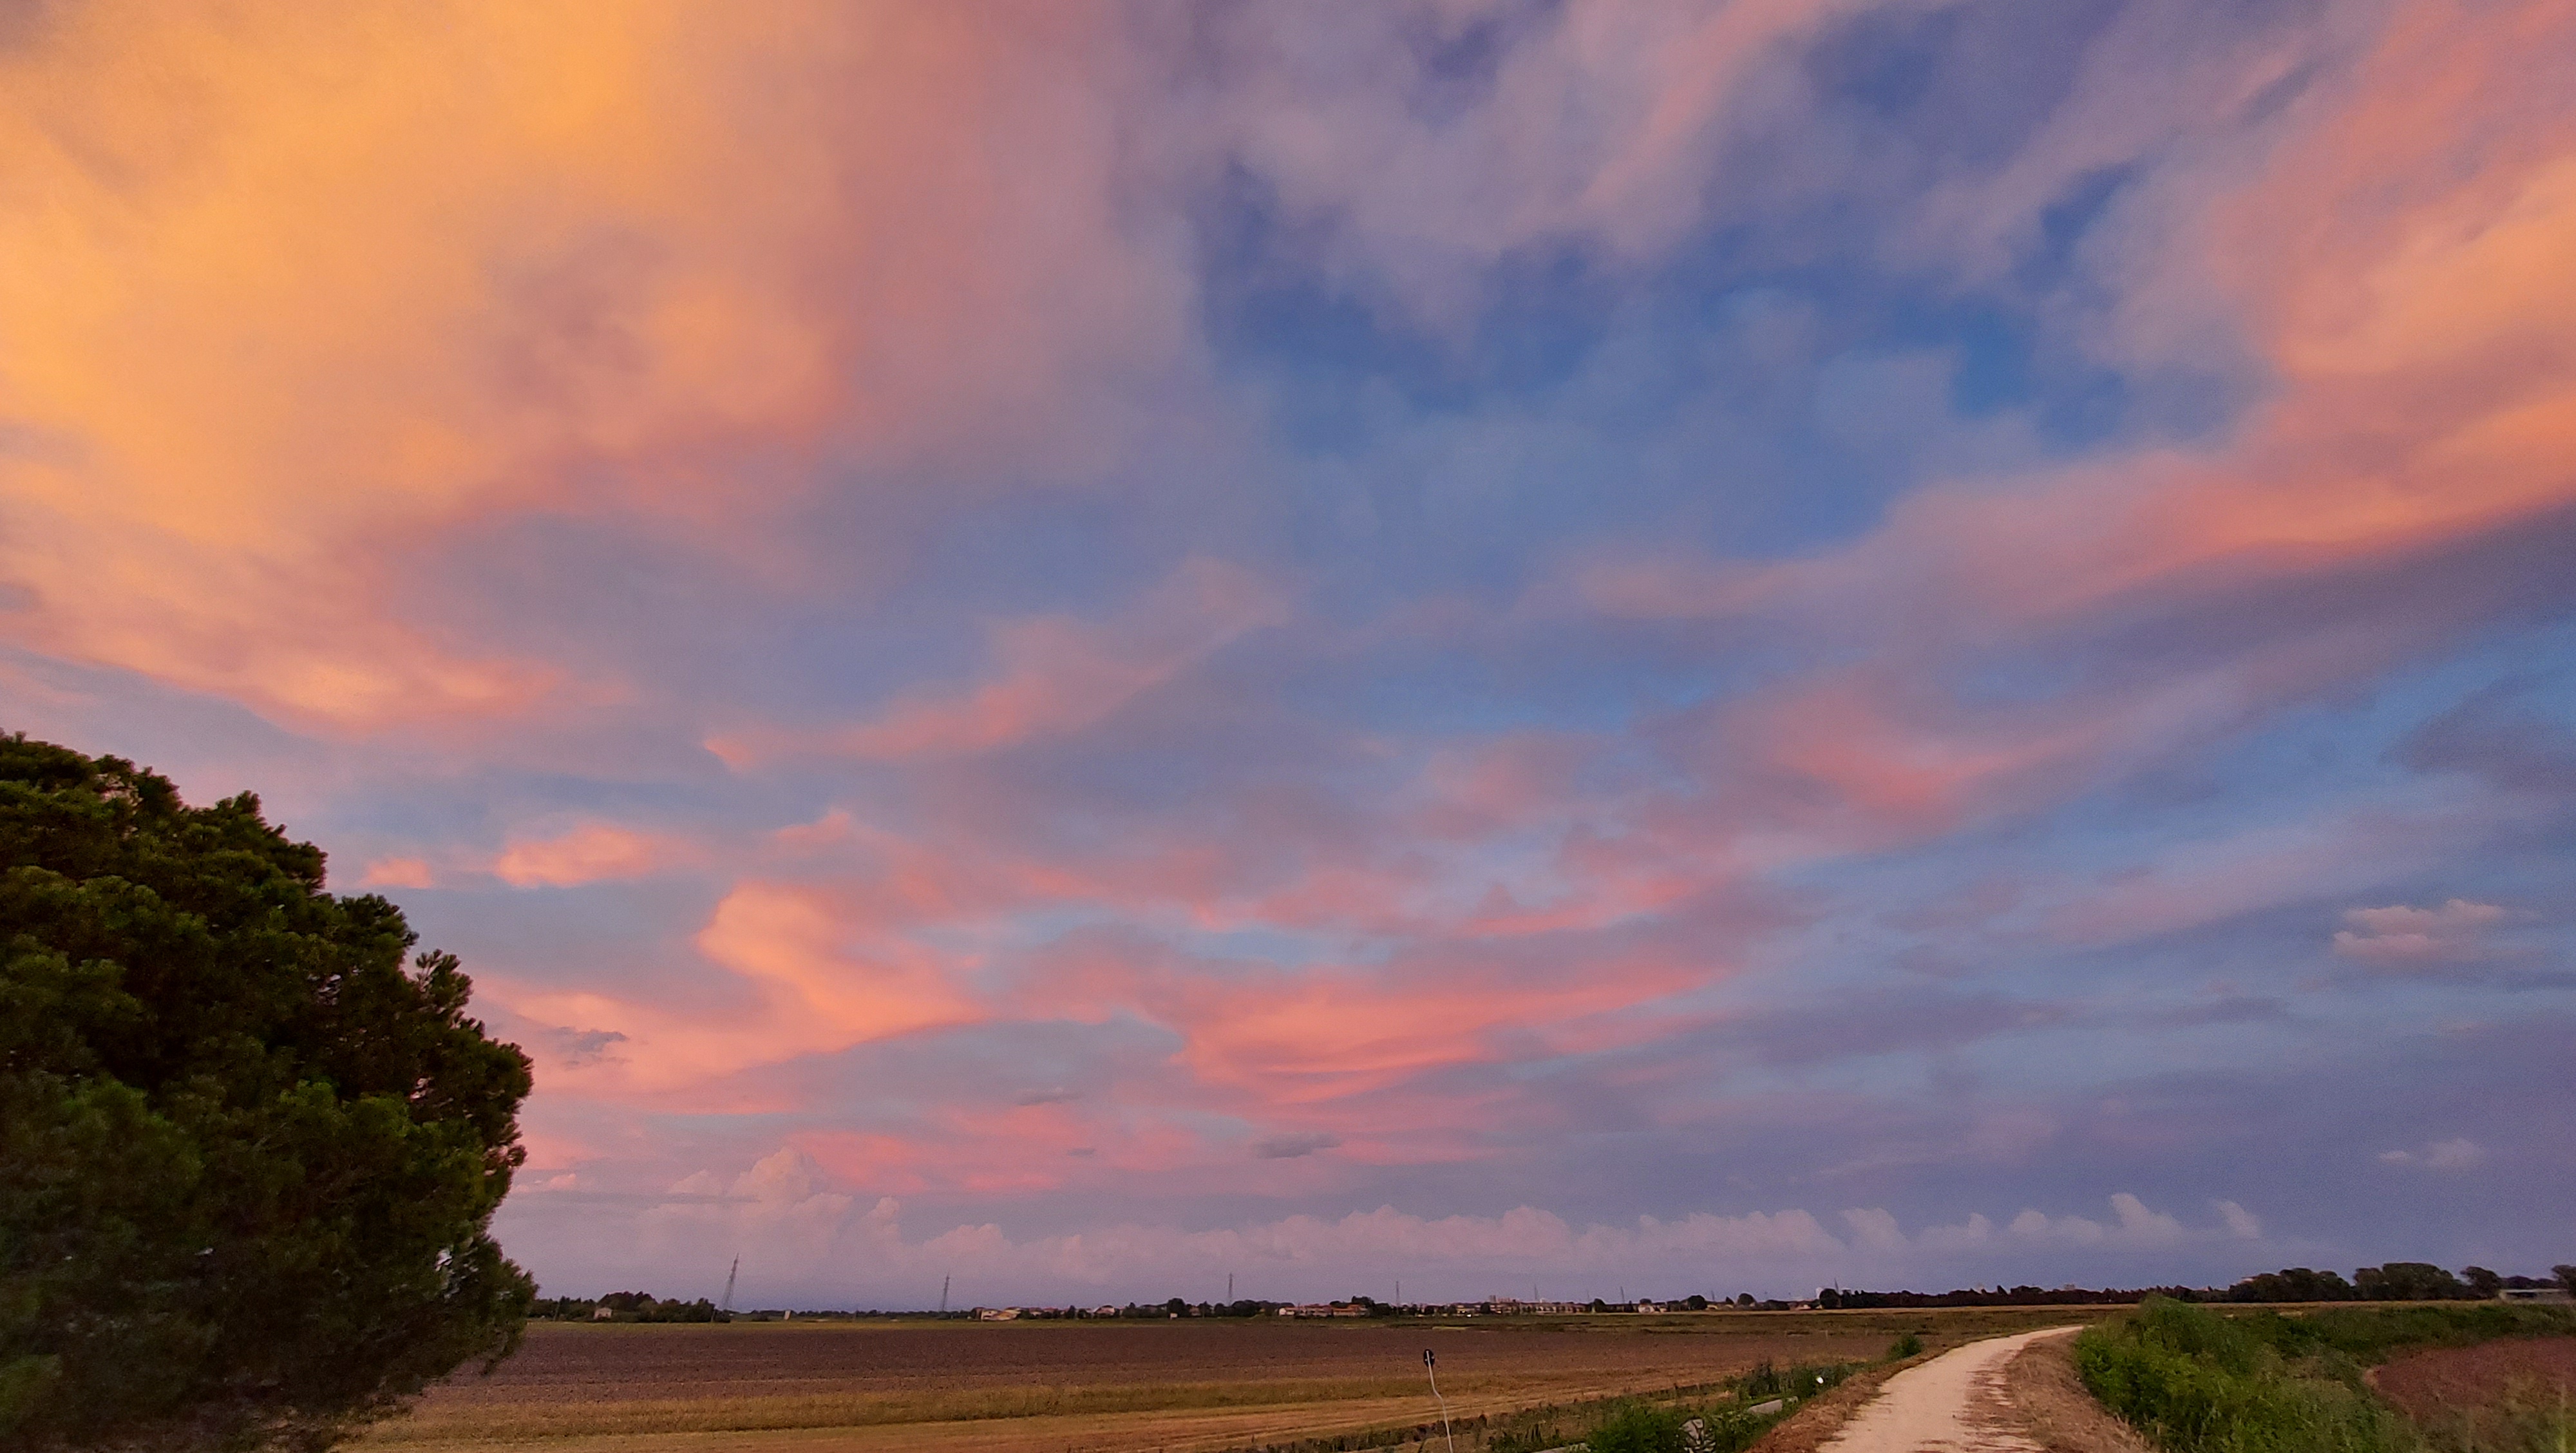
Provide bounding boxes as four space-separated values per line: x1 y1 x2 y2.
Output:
1 736 533 1450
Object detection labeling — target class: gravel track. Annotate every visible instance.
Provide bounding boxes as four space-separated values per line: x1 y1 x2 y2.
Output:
1815 1327 2080 1453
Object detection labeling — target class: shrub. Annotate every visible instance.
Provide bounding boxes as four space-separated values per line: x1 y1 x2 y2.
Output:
1580 1360 1857 1453
2071 1298 2576 1453
1588 1403 1692 1453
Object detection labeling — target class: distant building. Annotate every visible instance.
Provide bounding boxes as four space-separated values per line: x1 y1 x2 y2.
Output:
592 1305 614 1320
976 1307 1022 1320
1277 1302 1368 1318
1094 1305 1120 1317
2501 1287 2572 1304
1636 1300 1659 1313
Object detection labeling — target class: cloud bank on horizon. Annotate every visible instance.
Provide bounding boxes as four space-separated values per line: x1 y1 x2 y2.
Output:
3 0 2570 1305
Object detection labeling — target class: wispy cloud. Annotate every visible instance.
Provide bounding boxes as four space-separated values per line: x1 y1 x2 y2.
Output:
13 0 2573 1301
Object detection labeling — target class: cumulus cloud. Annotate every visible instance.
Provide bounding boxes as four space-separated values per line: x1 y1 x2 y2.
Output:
1909 1194 2212 1252
2333 900 2510 964
519 1182 2255 1301
1841 1207 1907 1253
2379 1138 2486 1170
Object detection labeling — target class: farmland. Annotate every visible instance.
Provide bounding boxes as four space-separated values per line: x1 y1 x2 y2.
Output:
2372 1336 2576 1453
367 1308 2103 1453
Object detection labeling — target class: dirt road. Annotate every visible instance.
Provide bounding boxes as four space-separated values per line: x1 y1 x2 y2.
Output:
1815 1327 2081 1453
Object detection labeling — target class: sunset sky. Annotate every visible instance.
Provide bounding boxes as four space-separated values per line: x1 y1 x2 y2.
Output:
5 0 2572 1307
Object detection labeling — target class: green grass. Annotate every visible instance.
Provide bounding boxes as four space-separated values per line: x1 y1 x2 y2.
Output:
2076 1300 2576 1453
1560 1360 1864 1453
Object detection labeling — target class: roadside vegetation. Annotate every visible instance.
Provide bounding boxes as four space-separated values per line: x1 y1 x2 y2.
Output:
2076 1299 2576 1453
1501 1354 1897 1453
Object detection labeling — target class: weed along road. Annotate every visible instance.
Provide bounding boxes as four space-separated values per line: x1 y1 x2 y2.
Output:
1817 1328 2078 1453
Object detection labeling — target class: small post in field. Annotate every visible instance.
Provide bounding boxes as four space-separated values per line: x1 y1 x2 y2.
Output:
1425 1349 1455 1453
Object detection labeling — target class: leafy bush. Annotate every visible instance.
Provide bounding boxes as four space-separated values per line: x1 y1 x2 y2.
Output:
2076 1298 2576 1453
1889 1333 1924 1360
1587 1403 1693 1453
1586 1403 1771 1453
1582 1360 1855 1453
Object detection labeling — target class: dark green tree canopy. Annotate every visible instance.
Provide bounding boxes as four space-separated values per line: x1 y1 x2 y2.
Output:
0 736 534 1450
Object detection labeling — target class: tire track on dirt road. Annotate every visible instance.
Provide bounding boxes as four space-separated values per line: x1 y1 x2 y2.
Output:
1814 1327 2081 1453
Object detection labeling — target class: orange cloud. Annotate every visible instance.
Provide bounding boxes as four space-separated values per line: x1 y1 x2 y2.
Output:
492 824 699 888
0 1 1184 731
500 878 983 1092
357 857 436 890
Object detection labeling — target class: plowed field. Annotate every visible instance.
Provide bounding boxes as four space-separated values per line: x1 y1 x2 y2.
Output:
367 1309 2098 1453
2372 1336 2576 1449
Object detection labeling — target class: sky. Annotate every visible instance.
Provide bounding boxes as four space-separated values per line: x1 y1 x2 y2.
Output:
3 0 2573 1310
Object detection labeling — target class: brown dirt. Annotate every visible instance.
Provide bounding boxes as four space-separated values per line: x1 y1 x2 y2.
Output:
2369 1336 2576 1441
374 1316 1905 1448
1998 1329 2154 1453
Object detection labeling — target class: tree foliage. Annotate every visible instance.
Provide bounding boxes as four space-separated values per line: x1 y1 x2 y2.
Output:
0 736 534 1450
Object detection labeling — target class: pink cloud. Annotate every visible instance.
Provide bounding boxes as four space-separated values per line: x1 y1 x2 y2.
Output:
710 559 1290 765
1024 933 1717 1117
359 857 437 890
1556 0 2576 871
493 824 701 888
498 879 984 1092
2333 898 2510 964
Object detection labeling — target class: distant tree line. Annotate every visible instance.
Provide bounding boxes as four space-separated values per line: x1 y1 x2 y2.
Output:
533 1292 728 1322
1817 1285 2204 1309
1819 1262 2573 1310
2225 1262 2576 1302
531 1264 2574 1325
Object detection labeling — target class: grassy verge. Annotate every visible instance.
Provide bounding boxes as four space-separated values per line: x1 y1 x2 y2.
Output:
1511 1347 1933 1453
1205 1353 1888 1453
2076 1300 2576 1453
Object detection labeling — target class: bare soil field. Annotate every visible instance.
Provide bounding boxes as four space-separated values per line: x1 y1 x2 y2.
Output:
2371 1336 2576 1447
369 1309 2104 1453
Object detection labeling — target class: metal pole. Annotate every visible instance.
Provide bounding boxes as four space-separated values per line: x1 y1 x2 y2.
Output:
1425 1349 1455 1453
